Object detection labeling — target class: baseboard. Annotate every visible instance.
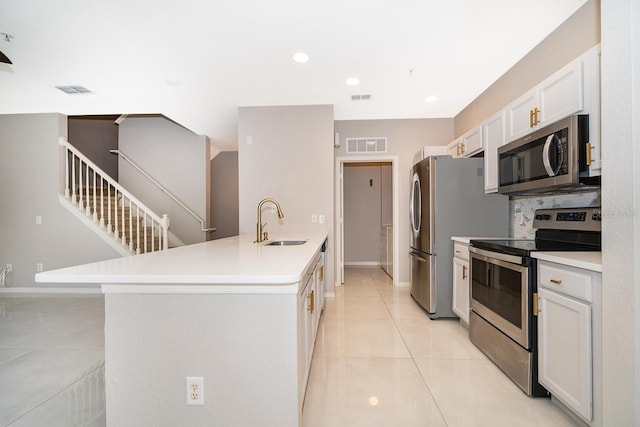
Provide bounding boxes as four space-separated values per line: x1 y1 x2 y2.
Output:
396 281 411 287
344 262 381 267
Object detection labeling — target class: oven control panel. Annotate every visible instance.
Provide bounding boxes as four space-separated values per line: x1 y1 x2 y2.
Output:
532 207 601 232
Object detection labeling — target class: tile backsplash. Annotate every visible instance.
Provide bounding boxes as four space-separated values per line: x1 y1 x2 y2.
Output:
510 190 601 238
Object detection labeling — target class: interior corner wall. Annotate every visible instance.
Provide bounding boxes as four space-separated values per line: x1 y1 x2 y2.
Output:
454 0 601 136
0 114 120 287
118 117 210 245
210 151 239 240
67 116 119 180
334 118 454 285
238 105 334 293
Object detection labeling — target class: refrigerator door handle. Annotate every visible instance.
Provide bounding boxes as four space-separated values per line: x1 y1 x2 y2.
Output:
409 251 427 262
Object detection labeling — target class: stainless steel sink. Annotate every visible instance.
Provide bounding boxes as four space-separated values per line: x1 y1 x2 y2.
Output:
265 240 307 246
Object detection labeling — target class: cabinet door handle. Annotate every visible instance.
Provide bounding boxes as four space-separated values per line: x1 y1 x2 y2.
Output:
455 250 461 254
456 144 461 156
533 293 540 316
307 290 315 314
550 279 562 285
534 107 541 125
586 142 593 165
530 109 535 128
462 265 467 280
461 142 465 154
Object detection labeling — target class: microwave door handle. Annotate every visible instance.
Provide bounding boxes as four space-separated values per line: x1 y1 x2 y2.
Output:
542 134 556 176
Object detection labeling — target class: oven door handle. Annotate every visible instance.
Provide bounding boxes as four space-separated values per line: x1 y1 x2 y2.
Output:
469 246 525 265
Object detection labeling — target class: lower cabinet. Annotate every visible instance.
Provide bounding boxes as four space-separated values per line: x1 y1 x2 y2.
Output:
536 260 600 423
451 241 470 324
297 253 324 404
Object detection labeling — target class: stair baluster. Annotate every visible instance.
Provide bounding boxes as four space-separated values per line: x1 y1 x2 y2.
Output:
58 137 170 256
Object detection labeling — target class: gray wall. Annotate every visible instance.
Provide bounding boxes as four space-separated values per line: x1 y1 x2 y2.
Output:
67 116 119 181
0 114 120 287
210 151 239 240
601 1 639 424
238 105 334 293
335 118 454 285
455 0 601 137
118 117 211 245
344 163 382 264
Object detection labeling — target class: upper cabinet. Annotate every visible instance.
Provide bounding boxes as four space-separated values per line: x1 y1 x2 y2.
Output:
506 59 584 142
481 44 601 193
482 110 506 193
448 125 483 159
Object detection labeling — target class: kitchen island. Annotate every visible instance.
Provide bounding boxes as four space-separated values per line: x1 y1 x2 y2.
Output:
35 233 328 427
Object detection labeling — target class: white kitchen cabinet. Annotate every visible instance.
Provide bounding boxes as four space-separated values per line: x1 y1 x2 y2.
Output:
448 126 483 159
451 241 470 324
482 110 506 193
506 58 584 142
536 260 601 423
298 253 323 403
447 137 462 158
581 45 602 177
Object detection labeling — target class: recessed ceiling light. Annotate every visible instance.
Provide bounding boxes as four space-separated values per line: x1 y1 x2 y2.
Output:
346 77 360 86
424 95 438 103
293 52 309 63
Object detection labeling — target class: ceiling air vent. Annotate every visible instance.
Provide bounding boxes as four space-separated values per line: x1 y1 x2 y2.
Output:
55 85 93 94
351 94 372 101
346 137 387 153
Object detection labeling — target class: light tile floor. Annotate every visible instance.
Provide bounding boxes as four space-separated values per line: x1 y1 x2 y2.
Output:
0 294 105 427
1 269 579 426
302 267 578 427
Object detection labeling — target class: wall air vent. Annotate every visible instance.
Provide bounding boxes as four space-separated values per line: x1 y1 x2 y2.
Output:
346 137 387 153
351 94 372 101
55 85 93 94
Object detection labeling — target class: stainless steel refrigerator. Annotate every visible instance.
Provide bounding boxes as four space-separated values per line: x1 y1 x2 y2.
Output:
409 155 509 319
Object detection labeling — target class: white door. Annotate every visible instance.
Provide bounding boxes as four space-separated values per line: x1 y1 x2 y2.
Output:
338 162 344 284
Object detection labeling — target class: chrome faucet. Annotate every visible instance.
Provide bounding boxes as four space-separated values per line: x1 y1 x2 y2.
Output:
255 198 284 243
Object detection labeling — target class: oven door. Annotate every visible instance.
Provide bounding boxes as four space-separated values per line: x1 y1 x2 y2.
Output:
469 247 532 350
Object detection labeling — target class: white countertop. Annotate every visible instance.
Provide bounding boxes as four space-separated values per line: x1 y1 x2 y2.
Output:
35 233 328 294
532 251 602 272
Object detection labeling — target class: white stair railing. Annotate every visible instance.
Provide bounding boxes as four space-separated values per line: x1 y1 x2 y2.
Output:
60 137 169 254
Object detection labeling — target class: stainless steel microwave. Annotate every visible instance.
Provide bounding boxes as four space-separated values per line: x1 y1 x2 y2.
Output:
498 115 599 195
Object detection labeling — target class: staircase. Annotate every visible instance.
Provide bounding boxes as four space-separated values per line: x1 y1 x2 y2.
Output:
59 137 170 256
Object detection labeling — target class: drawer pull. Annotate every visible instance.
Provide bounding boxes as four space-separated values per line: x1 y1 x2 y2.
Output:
550 279 562 285
455 250 461 254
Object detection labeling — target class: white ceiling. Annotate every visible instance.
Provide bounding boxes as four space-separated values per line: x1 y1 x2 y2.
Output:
0 0 587 150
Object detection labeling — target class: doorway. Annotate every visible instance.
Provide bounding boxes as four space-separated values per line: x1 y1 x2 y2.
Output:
335 156 399 287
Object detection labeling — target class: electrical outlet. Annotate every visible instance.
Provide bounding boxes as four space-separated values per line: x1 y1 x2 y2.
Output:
311 214 318 223
5 264 11 273
36 263 43 272
35 216 42 225
319 215 325 224
186 376 204 405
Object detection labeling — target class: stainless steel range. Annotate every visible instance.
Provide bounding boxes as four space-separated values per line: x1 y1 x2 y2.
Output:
469 207 601 396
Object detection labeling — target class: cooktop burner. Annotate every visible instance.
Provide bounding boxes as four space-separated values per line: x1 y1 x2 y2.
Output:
470 207 602 257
